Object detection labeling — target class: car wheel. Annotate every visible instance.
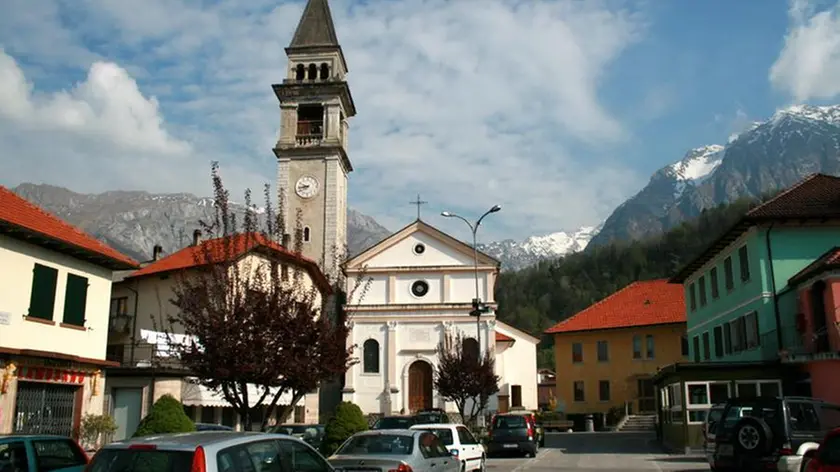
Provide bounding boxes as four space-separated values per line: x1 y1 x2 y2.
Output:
732 417 773 456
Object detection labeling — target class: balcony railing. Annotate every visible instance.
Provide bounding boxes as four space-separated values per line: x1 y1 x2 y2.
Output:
296 120 323 146
106 342 184 369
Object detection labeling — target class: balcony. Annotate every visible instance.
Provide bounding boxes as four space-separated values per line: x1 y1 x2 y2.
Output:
106 342 184 370
778 326 840 363
296 120 323 146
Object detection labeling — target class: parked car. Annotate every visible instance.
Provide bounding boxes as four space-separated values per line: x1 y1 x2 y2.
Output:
328 429 459 472
712 395 840 472
412 409 451 425
271 424 326 450
85 431 332 472
804 427 840 471
410 423 486 472
194 423 234 432
486 412 540 458
703 404 726 468
0 435 88 472
372 416 416 430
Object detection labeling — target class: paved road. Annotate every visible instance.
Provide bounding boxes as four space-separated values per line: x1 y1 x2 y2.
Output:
486 432 710 472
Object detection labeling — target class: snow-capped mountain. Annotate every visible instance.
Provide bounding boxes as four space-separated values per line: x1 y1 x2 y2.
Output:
478 224 602 271
589 104 840 247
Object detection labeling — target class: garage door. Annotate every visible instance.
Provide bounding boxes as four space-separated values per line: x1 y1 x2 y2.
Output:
13 382 78 437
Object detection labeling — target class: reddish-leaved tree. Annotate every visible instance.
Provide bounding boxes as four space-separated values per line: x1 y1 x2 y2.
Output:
160 162 369 430
434 332 500 427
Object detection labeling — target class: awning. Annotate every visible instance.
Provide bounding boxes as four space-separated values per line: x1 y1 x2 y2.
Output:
181 378 300 408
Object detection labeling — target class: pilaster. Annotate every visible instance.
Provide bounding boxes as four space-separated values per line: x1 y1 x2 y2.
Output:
442 274 450 303
387 321 398 395
343 321 356 394
388 275 396 303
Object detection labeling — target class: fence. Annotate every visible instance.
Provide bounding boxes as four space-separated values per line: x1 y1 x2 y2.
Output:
105 342 184 369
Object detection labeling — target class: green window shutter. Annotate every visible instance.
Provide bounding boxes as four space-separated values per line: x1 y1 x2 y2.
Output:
63 273 89 326
28 264 58 320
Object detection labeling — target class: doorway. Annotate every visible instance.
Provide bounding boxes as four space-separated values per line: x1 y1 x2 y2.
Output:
113 388 143 440
408 361 433 412
637 378 655 413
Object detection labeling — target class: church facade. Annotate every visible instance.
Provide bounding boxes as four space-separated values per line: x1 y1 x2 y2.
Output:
342 220 540 415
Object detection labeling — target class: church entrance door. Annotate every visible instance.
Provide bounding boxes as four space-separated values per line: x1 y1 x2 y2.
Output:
408 361 433 413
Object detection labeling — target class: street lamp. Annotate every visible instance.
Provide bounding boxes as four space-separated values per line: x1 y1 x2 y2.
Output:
441 205 501 341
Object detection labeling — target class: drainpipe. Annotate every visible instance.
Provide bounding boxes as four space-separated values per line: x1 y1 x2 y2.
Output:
765 224 784 350
127 279 140 366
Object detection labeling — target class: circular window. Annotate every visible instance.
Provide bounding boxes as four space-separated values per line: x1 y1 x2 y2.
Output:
411 280 429 298
413 243 426 255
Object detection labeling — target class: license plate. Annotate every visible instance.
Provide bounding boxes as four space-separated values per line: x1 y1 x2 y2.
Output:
503 444 517 449
717 444 733 456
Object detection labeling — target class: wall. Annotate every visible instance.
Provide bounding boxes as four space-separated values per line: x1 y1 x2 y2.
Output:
554 324 686 415
0 235 113 361
807 361 840 405
495 325 538 411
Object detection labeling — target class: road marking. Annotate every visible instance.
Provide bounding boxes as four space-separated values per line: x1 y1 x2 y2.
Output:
510 449 552 472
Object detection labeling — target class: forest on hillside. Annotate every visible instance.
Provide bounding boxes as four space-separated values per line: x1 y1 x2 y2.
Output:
494 196 764 369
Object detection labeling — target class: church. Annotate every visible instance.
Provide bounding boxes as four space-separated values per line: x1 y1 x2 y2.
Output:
274 0 539 417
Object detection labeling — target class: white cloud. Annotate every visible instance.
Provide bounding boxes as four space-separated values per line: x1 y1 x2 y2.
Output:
770 0 840 102
0 0 646 240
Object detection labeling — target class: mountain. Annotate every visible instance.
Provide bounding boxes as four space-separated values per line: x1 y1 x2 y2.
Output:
478 225 601 271
589 104 840 247
10 183 392 262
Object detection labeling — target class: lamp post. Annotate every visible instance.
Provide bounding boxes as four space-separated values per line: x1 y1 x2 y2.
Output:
441 205 501 341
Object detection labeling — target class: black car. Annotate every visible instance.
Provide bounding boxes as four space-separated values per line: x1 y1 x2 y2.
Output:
486 412 540 458
712 395 840 472
372 416 416 430
412 408 451 425
271 424 326 450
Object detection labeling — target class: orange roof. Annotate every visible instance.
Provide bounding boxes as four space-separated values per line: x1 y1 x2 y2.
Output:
1 186 138 270
545 279 685 334
495 331 514 343
127 232 331 293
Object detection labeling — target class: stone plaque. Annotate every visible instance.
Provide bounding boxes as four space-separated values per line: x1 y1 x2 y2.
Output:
0 312 9 325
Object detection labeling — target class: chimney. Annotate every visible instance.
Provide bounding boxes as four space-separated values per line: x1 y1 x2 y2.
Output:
192 229 202 246
152 245 163 261
282 233 291 247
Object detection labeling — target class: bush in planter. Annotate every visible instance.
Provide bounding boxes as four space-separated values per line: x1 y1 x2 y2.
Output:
321 402 368 456
133 394 195 437
80 414 118 450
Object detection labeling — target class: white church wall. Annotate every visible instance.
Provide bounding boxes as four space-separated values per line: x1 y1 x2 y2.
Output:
347 274 388 305
364 233 477 268
447 272 489 303
496 328 539 411
394 273 443 303
351 322 388 414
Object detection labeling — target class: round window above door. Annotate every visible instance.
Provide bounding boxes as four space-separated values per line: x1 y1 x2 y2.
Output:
411 280 429 298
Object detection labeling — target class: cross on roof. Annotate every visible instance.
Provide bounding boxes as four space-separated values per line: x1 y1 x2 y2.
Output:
409 194 427 220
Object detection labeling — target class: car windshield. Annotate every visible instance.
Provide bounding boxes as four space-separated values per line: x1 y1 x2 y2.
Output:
374 417 414 429
493 416 526 429
336 435 414 456
87 449 195 472
274 425 322 438
417 428 454 445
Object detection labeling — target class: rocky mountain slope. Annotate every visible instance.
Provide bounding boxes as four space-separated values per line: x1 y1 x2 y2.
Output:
477 225 601 271
589 104 840 247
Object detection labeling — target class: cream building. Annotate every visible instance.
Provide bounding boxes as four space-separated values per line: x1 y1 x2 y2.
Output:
342 219 540 415
105 232 332 439
0 186 139 437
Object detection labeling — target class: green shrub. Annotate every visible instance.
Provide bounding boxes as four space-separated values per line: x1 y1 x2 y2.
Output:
133 394 195 437
80 414 118 449
321 402 368 456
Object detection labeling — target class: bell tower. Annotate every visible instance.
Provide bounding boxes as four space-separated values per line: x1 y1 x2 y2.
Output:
273 0 356 280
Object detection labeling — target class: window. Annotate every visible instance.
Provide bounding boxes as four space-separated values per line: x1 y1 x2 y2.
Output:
462 338 479 361
689 283 697 311
303 226 311 242
710 267 719 299
457 426 478 445
702 332 710 360
110 297 128 317
681 335 689 357
410 280 429 297
632 335 642 359
745 311 760 348
730 319 745 352
277 438 331 472
32 439 87 470
572 343 583 363
738 245 750 282
723 323 732 354
363 339 379 373
573 381 585 402
295 64 305 80
699 276 707 307
713 326 724 358
724 256 734 290
666 383 683 423
685 382 731 423
599 381 610 402
307 63 317 80
28 263 58 320
63 273 89 326
646 335 655 359
692 336 700 362
597 340 609 362
0 443 29 470
788 402 821 432
319 63 329 80
735 380 782 397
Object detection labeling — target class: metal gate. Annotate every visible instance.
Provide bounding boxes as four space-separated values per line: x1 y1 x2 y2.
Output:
13 382 78 437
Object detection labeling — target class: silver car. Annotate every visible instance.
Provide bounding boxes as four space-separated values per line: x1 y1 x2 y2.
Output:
85 431 333 472
328 430 459 472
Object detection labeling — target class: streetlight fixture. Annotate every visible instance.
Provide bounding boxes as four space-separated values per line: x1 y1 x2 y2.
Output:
441 205 501 342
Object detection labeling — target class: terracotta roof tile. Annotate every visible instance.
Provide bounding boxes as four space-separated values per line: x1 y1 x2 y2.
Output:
788 246 840 286
0 186 138 269
127 232 331 293
495 332 514 343
545 279 685 334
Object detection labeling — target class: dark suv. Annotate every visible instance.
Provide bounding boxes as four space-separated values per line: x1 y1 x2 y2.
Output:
412 408 451 425
712 396 840 472
486 412 542 458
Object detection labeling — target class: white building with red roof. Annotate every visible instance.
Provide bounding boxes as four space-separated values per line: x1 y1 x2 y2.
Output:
0 186 139 437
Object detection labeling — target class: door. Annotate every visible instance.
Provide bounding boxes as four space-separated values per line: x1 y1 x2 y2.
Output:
113 387 143 440
637 378 655 413
457 425 483 466
409 361 433 413
511 385 522 408
13 382 79 437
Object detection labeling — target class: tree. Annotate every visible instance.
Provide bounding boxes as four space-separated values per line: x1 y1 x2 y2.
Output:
434 332 500 427
133 394 195 437
321 402 368 456
159 162 369 431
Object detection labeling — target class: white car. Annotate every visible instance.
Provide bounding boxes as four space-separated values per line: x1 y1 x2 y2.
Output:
410 423 486 472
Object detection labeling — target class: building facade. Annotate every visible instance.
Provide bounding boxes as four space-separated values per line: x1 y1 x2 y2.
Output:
546 280 687 428
105 233 331 439
0 186 138 437
342 220 539 415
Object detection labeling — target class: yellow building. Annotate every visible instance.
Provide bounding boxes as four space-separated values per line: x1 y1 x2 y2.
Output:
546 279 688 426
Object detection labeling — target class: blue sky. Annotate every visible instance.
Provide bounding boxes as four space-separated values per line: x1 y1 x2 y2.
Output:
1 0 840 243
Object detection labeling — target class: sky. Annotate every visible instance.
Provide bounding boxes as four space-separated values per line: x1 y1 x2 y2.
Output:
2 0 840 243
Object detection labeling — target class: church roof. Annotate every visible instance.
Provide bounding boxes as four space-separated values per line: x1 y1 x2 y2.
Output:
288 0 340 49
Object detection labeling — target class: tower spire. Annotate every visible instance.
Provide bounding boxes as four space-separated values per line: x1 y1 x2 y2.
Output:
288 0 340 49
